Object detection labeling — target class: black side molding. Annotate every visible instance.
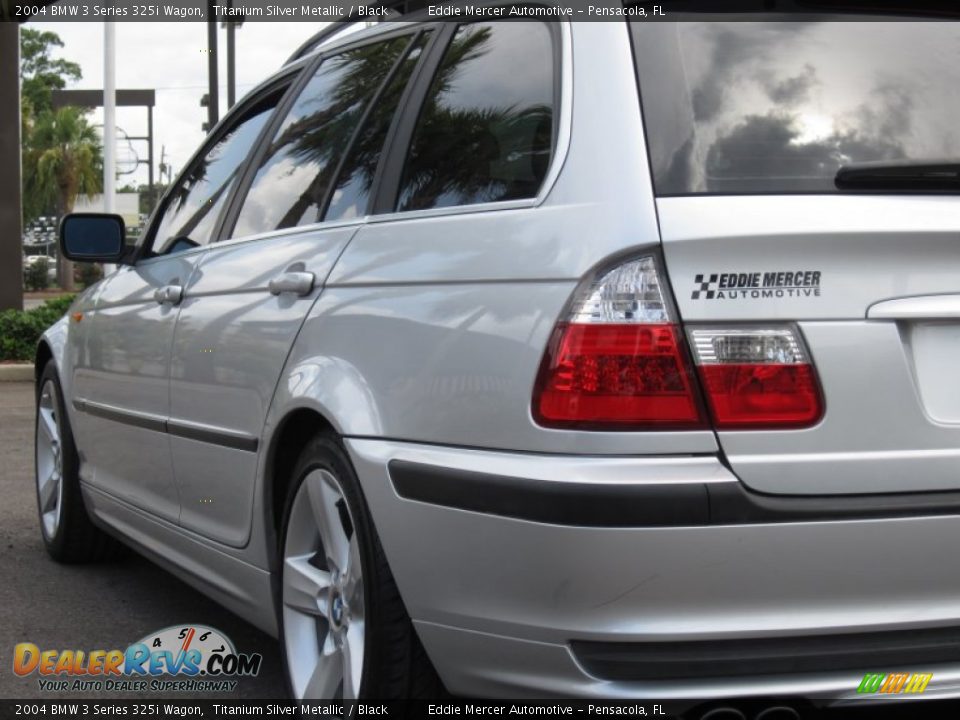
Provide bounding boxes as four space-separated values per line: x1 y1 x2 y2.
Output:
74 399 259 453
389 460 709 527
389 460 960 527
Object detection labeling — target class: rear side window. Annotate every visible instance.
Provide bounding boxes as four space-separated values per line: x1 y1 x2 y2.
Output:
150 93 279 255
231 36 410 238
633 21 960 195
396 21 555 212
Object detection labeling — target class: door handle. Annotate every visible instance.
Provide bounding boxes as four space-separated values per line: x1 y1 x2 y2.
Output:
269 271 315 297
154 284 183 305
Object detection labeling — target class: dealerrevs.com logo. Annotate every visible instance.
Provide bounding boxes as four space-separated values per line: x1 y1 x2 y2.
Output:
13 624 262 693
692 270 822 300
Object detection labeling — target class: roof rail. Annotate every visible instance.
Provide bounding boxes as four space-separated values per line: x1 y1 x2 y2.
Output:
283 0 429 66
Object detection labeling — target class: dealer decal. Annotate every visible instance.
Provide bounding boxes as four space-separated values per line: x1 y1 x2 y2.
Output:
692 271 822 300
12 624 262 693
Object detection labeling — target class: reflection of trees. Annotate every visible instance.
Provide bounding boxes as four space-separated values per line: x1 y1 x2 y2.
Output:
255 36 409 230
326 34 431 220
398 25 554 211
399 104 551 210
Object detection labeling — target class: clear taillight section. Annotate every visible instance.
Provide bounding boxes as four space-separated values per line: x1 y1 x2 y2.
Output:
533 257 708 429
688 328 823 429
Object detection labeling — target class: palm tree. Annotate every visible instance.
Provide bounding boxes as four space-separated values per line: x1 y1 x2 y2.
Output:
25 106 103 290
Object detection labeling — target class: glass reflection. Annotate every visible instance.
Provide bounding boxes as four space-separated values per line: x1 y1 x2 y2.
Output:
152 96 278 254
635 22 960 194
232 36 409 238
397 22 555 212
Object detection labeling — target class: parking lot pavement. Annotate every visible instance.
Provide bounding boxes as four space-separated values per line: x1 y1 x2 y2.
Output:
0 382 286 699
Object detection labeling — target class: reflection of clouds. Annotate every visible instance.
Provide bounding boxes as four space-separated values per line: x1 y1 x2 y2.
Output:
760 64 818 107
233 155 316 238
639 22 960 194
705 113 905 192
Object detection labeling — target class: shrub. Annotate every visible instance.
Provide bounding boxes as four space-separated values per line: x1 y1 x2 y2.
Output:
0 295 76 363
76 262 103 289
24 257 51 291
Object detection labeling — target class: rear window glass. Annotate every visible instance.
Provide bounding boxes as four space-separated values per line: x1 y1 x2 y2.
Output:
632 21 960 195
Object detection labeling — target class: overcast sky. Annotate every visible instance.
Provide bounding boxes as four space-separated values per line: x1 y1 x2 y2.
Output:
33 21 332 187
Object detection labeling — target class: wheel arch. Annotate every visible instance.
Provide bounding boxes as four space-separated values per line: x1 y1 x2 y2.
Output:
35 340 53 386
263 404 338 566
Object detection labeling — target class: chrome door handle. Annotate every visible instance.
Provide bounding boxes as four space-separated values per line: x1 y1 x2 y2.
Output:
269 271 315 297
154 284 183 305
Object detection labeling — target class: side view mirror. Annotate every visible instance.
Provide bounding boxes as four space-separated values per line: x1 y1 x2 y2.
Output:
59 213 127 263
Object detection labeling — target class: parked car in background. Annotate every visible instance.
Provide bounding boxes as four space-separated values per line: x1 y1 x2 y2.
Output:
34 8 960 712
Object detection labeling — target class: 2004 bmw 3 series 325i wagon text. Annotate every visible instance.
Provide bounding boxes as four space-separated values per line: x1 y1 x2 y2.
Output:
34 8 960 707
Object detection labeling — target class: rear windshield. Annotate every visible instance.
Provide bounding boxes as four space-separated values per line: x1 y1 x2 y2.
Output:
632 21 960 195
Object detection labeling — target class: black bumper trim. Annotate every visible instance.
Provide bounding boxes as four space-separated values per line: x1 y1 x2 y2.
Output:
388 459 960 527
389 460 709 527
571 625 960 680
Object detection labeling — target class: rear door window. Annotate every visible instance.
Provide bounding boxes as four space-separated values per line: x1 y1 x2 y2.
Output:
396 21 556 212
231 35 411 238
632 21 960 195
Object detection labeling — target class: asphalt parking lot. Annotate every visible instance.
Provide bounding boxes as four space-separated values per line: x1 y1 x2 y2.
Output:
0 382 286 699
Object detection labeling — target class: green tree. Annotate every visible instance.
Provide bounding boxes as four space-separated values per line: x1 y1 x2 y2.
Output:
20 28 82 114
26 106 103 290
20 29 101 290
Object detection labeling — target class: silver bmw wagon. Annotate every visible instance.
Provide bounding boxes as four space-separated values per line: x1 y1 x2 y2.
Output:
35 11 960 706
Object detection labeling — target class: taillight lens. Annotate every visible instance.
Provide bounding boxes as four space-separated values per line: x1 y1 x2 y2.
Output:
533 257 708 429
688 328 823 429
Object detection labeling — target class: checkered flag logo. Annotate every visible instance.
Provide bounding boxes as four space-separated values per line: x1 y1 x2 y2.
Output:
691 274 719 300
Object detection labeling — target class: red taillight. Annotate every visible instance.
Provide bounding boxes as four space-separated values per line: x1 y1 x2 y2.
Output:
532 256 823 432
534 323 707 429
698 364 822 429
532 256 707 430
689 328 823 430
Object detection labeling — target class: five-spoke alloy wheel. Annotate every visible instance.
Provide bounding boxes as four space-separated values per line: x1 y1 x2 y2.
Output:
278 433 443 702
283 468 365 699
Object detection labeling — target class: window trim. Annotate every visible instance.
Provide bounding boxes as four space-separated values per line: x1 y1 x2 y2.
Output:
140 15 573 259
217 24 428 243
134 67 304 264
371 17 569 219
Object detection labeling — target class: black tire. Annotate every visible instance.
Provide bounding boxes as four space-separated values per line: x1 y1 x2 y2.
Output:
277 431 444 700
35 361 123 563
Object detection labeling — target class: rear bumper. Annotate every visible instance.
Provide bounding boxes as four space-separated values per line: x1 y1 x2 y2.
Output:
346 438 960 699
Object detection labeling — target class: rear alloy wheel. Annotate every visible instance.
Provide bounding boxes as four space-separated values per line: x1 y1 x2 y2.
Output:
35 362 122 563
283 467 365 698
278 433 443 701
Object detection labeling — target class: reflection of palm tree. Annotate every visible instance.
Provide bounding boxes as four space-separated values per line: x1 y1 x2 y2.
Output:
263 25 508 224
264 37 410 228
398 25 554 211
